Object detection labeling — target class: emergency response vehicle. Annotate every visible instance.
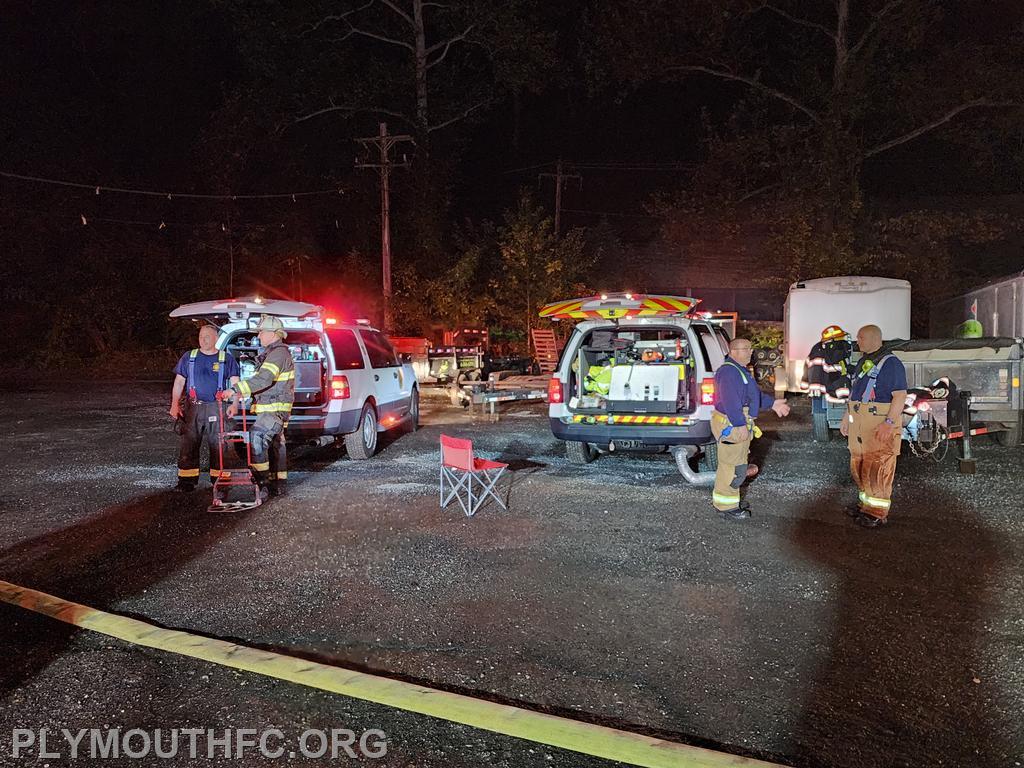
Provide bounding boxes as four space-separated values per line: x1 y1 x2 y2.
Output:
542 293 731 480
169 298 418 459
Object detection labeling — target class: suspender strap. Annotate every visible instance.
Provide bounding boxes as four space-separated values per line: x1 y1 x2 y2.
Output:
187 349 198 399
217 350 226 391
860 354 893 402
723 361 749 385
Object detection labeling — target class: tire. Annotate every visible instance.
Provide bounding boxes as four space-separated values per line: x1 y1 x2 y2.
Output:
812 409 832 442
408 388 419 432
344 403 378 460
994 423 1020 447
698 441 719 472
565 440 596 464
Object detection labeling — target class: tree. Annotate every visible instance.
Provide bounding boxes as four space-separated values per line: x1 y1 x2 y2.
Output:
494 192 591 340
587 0 1024 274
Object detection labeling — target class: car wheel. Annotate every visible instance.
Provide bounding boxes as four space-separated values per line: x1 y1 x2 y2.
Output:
565 440 596 464
344 403 378 460
698 441 719 472
812 409 832 442
408 388 419 432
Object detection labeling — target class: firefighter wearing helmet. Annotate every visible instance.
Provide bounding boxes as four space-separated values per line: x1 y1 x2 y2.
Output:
220 315 295 498
803 325 853 402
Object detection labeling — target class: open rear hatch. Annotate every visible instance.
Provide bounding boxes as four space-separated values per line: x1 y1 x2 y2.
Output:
539 294 701 420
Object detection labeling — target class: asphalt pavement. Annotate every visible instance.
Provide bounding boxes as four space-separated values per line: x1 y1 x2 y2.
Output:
1 383 1022 767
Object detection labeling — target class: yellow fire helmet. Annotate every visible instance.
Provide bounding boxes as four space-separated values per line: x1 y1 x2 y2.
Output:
821 325 846 342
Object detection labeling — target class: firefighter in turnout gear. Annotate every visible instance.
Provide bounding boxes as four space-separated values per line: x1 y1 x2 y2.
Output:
840 324 908 528
221 315 295 497
803 325 853 401
711 338 791 519
169 324 241 491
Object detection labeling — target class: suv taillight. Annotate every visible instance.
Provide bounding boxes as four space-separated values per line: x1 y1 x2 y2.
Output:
547 376 564 404
330 374 351 400
700 378 715 405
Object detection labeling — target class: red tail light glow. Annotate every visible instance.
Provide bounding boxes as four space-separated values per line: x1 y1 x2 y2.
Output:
325 317 338 325
700 378 716 405
330 374 351 400
547 376 564 404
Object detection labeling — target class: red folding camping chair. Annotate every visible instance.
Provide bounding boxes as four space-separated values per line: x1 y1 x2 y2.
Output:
439 434 509 516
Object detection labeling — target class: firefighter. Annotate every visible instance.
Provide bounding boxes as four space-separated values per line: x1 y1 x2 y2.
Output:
840 324 908 528
169 324 241 491
220 315 295 497
711 338 791 519
803 325 852 399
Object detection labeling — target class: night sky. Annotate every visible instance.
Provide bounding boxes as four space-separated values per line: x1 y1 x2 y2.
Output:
3 0 1023 346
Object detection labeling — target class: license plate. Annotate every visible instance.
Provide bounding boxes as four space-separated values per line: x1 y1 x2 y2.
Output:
613 440 644 449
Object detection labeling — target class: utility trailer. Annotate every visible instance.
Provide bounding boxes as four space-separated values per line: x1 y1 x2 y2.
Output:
814 337 1024 471
457 373 551 420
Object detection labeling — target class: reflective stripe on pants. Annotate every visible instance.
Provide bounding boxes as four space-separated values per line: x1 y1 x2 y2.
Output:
710 410 752 511
847 403 901 519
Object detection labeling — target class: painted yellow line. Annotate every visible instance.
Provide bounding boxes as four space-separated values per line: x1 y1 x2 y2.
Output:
0 580 787 768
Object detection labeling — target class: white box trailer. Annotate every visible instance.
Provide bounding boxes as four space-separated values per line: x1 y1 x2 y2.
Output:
931 271 1024 338
782 276 911 393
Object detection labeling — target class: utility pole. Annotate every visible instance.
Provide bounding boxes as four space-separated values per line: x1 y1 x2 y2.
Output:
538 158 581 236
356 122 414 332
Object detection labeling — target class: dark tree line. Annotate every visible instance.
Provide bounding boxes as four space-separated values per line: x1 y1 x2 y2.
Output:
3 0 1022 363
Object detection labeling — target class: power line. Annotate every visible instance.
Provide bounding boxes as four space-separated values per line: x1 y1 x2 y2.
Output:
0 170 346 200
502 160 555 175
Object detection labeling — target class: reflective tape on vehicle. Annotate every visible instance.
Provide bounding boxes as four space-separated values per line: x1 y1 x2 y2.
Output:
571 414 691 426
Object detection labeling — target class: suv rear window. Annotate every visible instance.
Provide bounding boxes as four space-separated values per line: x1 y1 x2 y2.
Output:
360 330 399 368
327 329 364 369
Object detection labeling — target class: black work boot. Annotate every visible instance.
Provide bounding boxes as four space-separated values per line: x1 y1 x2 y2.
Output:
856 512 887 529
719 501 751 520
175 479 197 493
269 481 287 498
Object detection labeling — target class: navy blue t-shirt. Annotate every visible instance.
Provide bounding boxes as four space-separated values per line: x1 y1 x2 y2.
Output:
174 350 240 402
714 357 776 427
850 354 907 403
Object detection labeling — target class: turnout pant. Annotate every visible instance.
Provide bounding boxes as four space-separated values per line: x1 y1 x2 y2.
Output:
847 402 901 519
710 409 755 511
177 401 223 486
250 412 288 486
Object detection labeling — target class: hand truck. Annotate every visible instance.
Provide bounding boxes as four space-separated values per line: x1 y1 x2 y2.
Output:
208 393 263 512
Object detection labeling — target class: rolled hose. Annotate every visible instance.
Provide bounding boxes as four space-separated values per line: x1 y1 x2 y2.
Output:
671 445 716 486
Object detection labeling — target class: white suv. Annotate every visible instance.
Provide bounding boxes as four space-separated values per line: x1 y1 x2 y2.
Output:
542 294 731 480
170 298 418 458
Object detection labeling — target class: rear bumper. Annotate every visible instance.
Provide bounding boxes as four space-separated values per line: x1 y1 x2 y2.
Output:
550 417 712 446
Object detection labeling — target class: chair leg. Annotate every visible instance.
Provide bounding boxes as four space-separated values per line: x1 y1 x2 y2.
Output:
472 468 507 511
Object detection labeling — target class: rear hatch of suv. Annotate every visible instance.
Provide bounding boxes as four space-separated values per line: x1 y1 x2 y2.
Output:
540 294 704 424
169 297 328 421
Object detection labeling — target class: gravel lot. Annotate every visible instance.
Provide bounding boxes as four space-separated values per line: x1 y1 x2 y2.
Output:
1 382 1022 767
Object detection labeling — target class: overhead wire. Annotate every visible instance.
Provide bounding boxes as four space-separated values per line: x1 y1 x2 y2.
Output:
0 170 346 200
